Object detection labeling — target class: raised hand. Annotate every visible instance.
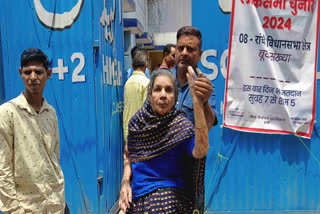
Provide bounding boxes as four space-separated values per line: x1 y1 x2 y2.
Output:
187 66 204 105
194 68 213 104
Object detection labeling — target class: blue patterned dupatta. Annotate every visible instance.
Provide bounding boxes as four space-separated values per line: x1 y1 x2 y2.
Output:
127 94 206 213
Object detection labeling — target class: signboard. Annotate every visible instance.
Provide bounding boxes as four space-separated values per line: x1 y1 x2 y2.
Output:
224 0 320 138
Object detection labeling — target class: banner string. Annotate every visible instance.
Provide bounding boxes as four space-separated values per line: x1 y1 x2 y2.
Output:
204 125 225 212
296 135 320 167
295 124 320 168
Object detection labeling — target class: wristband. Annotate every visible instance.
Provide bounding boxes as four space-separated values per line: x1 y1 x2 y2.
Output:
203 101 208 107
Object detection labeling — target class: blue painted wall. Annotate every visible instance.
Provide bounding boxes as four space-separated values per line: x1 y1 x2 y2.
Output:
0 0 124 213
192 0 320 213
0 25 5 104
94 0 124 212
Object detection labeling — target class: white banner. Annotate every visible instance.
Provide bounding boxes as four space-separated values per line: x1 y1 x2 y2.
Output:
224 0 319 138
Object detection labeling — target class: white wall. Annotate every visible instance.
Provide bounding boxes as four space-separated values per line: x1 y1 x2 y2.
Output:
147 0 191 33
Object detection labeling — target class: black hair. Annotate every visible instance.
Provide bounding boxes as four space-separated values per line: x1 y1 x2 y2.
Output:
163 44 175 58
21 48 49 70
176 26 202 49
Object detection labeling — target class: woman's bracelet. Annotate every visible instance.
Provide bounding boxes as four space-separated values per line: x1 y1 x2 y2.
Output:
203 101 208 107
195 126 207 130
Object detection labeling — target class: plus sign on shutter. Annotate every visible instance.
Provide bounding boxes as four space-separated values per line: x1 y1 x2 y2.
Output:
53 59 69 80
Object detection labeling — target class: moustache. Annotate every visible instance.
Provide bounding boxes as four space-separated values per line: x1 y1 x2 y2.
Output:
177 57 190 65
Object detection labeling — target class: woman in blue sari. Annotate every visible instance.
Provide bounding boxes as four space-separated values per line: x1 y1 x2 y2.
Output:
119 68 209 213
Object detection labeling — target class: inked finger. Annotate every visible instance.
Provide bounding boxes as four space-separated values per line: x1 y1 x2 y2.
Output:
187 66 197 83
